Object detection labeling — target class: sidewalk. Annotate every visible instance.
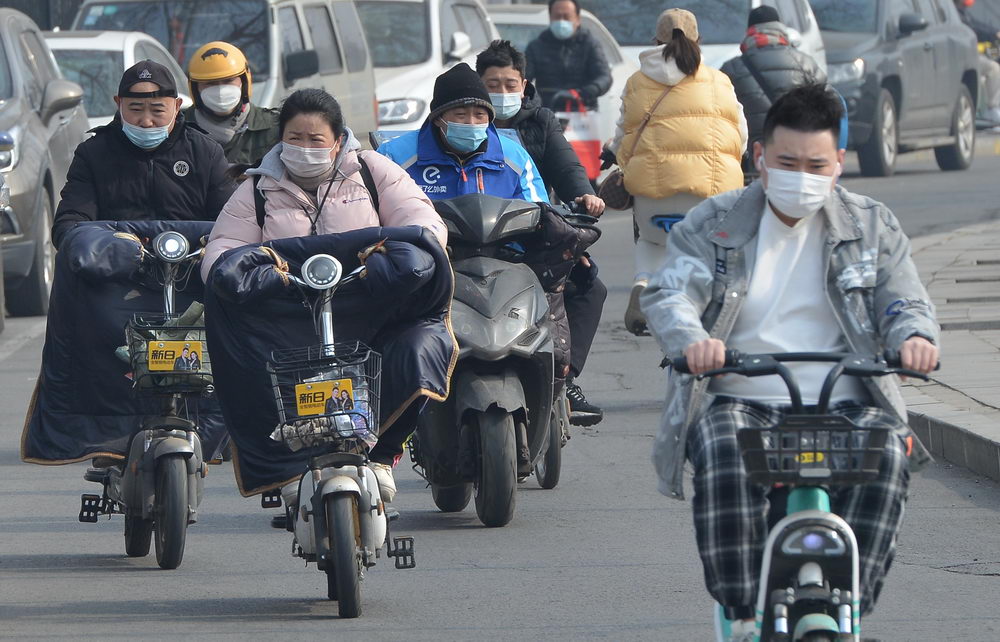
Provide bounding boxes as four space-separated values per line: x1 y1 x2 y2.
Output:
904 221 1000 480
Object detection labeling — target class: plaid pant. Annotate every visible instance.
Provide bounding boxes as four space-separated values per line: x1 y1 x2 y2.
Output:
686 397 909 615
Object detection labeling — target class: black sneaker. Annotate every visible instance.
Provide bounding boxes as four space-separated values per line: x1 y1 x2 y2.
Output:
567 381 603 426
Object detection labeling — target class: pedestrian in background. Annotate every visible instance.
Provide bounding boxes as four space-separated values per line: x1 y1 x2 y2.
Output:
955 0 1000 127
477 39 608 426
721 6 825 178
185 41 281 168
607 9 746 336
524 0 612 112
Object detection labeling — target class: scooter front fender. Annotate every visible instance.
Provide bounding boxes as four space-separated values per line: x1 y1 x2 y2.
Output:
452 370 526 416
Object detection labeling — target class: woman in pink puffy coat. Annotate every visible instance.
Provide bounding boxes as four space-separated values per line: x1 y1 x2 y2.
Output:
201 88 447 284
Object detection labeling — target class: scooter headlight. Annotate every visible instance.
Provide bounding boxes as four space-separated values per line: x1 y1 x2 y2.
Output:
301 254 342 290
153 231 189 263
781 526 847 557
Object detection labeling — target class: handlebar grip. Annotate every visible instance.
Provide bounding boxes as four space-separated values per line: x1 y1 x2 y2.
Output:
669 349 741 374
883 349 940 371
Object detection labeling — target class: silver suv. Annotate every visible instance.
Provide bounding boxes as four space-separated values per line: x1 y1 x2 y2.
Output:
0 8 88 317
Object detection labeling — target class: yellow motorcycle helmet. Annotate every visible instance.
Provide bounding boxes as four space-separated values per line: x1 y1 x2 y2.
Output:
188 41 253 109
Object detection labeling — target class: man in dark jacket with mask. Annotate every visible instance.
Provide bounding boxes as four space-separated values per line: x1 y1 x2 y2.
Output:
721 7 825 152
478 40 607 426
53 60 235 248
525 0 612 111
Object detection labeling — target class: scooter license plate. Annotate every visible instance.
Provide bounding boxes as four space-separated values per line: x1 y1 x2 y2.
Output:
295 377 355 416
147 340 204 372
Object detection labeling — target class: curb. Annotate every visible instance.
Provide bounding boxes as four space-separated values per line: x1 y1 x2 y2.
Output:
909 410 1000 481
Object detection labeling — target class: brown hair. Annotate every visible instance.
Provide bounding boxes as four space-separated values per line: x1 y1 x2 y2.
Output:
662 29 701 76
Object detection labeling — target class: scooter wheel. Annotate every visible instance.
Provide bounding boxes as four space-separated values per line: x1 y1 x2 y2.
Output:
431 482 472 512
154 455 189 570
326 494 362 617
535 410 562 490
473 408 517 527
124 513 153 557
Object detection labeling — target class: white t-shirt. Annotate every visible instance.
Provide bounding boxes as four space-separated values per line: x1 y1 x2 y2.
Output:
710 204 866 404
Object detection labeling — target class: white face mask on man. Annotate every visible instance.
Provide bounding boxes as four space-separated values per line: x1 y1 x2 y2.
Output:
758 156 841 220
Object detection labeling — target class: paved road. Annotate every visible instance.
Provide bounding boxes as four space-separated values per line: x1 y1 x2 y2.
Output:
2 151 999 640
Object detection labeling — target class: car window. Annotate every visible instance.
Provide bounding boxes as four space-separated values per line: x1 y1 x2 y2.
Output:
17 32 50 109
493 22 545 53
581 19 622 65
279 7 305 54
0 38 12 100
50 48 122 118
138 41 179 76
330 1 369 72
77 1 271 80
304 5 344 74
772 0 801 31
440 0 461 56
454 3 491 50
809 0 879 33
357 1 432 67
577 0 751 46
795 0 814 31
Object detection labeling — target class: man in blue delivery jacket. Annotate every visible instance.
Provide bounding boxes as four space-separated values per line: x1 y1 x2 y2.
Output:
377 63 548 203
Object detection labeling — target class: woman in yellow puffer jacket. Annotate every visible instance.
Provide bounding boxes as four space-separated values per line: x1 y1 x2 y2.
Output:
608 8 747 335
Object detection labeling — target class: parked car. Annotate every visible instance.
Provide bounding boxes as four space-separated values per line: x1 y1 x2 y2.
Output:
0 132 10 333
0 8 88 317
577 0 827 72
810 0 979 176
45 30 193 130
357 0 500 129
72 0 378 138
488 4 638 147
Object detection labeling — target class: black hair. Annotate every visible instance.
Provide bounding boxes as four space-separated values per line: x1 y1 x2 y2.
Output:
663 29 701 76
762 84 843 144
278 88 345 137
476 40 527 77
548 0 579 15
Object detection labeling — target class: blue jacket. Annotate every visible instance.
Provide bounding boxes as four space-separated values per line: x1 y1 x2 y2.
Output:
377 121 549 203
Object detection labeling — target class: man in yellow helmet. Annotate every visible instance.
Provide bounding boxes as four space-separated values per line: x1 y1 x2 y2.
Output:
185 41 280 166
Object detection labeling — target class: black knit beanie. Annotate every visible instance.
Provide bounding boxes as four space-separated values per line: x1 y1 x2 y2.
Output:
748 6 780 27
428 63 495 121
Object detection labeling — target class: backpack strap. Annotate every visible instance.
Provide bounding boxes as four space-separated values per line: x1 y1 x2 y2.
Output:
253 174 266 228
357 154 380 213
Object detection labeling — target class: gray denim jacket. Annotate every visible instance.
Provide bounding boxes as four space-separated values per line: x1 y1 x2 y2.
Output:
641 181 939 499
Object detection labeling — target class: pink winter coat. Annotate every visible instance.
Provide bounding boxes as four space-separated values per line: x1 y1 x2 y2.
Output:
201 141 447 282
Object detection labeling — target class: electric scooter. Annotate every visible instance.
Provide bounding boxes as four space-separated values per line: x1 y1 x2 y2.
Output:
79 231 210 570
264 253 415 618
673 350 933 642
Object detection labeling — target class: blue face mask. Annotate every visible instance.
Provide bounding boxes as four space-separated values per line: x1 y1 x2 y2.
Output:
121 115 170 150
489 92 522 121
443 121 489 153
550 19 575 40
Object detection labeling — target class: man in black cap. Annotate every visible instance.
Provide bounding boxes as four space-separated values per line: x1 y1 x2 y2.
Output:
721 6 825 177
52 60 235 248
376 62 547 202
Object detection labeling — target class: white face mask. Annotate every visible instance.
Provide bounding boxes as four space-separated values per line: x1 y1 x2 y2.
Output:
281 142 335 178
760 159 840 220
200 84 242 115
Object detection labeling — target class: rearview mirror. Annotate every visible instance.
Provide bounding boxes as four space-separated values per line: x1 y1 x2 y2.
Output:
0 131 13 153
447 31 472 61
283 49 319 86
785 27 803 49
41 79 84 124
898 13 928 36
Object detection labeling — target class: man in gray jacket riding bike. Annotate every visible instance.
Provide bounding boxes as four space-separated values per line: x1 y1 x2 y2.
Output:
640 85 939 640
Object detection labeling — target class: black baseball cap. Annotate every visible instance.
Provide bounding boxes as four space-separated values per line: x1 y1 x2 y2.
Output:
118 60 178 98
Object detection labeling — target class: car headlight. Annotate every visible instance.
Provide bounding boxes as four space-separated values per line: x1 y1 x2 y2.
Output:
378 98 426 125
827 58 865 85
0 125 23 173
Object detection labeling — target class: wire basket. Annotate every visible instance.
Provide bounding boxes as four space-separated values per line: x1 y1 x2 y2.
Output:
126 314 213 394
267 342 381 452
737 415 890 485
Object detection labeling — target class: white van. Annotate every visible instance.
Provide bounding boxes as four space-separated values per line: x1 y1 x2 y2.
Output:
356 0 500 129
577 0 827 72
72 0 378 136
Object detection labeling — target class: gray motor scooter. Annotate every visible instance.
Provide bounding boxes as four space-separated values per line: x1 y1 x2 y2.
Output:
410 194 597 527
79 231 210 569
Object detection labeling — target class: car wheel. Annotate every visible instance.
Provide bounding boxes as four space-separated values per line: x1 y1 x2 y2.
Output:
858 88 897 177
7 192 54 317
935 85 976 171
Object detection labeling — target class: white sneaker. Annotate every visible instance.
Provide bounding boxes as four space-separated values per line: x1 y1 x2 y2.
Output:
370 462 396 503
714 604 759 642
